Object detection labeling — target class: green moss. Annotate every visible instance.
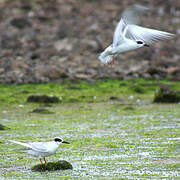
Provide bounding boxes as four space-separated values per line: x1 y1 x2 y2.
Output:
31 161 73 171
130 84 145 94
154 86 180 103
27 94 60 103
0 79 180 106
30 107 54 114
0 124 9 130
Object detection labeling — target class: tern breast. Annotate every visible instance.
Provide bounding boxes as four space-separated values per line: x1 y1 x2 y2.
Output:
112 39 143 54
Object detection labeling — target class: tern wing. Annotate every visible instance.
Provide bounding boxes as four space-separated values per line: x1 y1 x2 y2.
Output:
113 4 148 47
125 25 175 44
113 18 126 46
122 4 148 25
9 140 49 153
28 142 50 153
9 140 33 149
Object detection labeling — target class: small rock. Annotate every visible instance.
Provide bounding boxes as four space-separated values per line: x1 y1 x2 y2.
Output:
75 73 91 80
136 99 141 103
109 96 120 101
27 94 60 103
128 95 134 100
31 108 54 114
81 39 99 52
147 67 166 77
56 22 72 39
10 17 32 29
1 35 21 49
123 106 135 111
54 39 73 52
0 124 8 130
154 86 180 103
131 84 145 94
31 160 73 171
0 68 4 74
44 67 68 80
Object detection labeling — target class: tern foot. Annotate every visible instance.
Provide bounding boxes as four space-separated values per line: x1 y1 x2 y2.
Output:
107 59 115 66
40 158 43 165
43 157 47 165
144 44 150 47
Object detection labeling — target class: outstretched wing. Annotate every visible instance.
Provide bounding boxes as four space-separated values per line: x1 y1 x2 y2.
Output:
113 4 148 47
113 18 126 47
122 4 148 25
125 25 175 45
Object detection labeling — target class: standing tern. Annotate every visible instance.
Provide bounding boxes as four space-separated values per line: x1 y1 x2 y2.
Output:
9 137 70 164
98 4 175 65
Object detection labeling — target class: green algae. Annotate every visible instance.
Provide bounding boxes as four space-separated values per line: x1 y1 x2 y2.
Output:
32 161 73 171
0 79 180 179
30 107 55 114
0 79 179 106
0 124 9 130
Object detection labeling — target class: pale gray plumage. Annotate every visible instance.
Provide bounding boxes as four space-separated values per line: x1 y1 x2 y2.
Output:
99 4 175 65
9 137 69 164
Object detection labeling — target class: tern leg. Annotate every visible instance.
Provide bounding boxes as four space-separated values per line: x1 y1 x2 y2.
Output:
43 157 47 165
108 59 115 66
144 44 150 47
40 158 43 164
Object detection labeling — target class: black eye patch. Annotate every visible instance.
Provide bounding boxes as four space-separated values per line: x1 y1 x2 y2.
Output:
54 138 62 142
137 41 143 44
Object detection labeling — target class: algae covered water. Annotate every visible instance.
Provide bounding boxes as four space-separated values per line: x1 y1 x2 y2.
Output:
0 79 180 179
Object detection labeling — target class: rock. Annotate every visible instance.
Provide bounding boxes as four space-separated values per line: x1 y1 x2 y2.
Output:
44 67 68 80
153 86 180 103
1 35 21 49
27 94 60 103
131 84 145 94
31 160 73 171
147 67 167 78
0 124 8 130
109 96 121 101
31 108 54 114
123 106 135 111
56 22 72 39
75 73 91 80
0 68 4 74
81 39 99 52
11 57 29 70
54 39 73 52
10 17 32 29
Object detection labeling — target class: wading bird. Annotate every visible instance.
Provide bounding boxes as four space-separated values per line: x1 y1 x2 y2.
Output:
9 137 69 165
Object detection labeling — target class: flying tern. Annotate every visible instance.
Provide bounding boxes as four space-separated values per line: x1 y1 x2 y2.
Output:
98 4 175 65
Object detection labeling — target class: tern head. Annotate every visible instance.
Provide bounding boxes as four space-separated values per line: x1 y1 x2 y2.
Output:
54 137 70 144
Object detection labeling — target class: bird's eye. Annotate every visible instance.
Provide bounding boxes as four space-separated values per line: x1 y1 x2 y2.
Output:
137 41 143 44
